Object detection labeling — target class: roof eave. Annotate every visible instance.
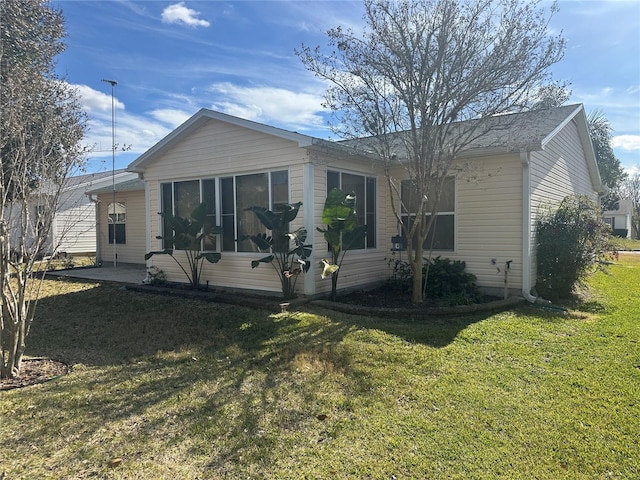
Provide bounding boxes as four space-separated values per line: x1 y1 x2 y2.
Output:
540 104 604 193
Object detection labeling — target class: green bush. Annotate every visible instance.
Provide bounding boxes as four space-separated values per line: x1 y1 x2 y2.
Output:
536 195 615 300
422 256 481 305
387 256 480 305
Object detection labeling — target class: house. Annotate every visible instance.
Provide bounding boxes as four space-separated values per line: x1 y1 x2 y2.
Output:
603 199 634 238
123 103 602 299
6 170 139 258
85 174 146 265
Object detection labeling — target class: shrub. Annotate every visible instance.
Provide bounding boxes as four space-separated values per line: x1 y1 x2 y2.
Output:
423 256 481 305
536 195 615 300
386 255 413 293
387 255 480 305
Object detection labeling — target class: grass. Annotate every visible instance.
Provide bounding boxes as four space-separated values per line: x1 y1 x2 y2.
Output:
1 255 639 478
612 236 640 251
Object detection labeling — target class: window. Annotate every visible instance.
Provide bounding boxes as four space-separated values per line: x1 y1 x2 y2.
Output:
161 180 217 250
161 170 289 253
327 170 376 249
108 202 126 244
400 177 455 251
222 171 289 252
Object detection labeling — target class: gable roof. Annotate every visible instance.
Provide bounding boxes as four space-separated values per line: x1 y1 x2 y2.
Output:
338 104 602 191
126 104 602 191
604 198 633 216
86 177 145 195
128 109 316 173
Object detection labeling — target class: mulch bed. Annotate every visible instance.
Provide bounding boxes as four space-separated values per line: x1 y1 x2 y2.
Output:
0 358 70 391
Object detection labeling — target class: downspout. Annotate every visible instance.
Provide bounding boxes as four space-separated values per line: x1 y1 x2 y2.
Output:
520 151 537 303
89 194 101 266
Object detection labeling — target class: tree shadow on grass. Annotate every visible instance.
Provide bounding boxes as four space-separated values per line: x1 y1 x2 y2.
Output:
8 278 499 477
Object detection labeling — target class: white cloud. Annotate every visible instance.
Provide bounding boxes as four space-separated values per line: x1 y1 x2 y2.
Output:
74 84 125 113
612 135 640 151
72 83 173 159
161 2 210 28
149 108 193 128
208 82 328 132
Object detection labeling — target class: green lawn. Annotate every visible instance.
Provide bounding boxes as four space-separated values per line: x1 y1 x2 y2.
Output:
1 254 639 479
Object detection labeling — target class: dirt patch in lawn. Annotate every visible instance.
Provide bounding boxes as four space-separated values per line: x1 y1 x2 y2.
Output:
0 358 70 391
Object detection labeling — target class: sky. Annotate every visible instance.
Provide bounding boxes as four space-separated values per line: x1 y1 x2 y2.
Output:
54 0 640 175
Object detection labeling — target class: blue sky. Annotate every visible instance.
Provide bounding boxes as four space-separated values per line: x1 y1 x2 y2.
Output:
55 0 640 174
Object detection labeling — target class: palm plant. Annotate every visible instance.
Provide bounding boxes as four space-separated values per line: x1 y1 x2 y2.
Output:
317 188 367 301
243 202 312 299
145 202 222 289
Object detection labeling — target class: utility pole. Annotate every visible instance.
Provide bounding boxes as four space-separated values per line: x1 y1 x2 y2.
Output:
101 79 117 267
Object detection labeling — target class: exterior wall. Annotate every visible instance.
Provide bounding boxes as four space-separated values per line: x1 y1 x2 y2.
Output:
142 119 311 295
96 190 146 265
136 112 598 298
385 155 524 295
603 213 632 237
55 188 96 254
308 153 390 296
528 118 598 287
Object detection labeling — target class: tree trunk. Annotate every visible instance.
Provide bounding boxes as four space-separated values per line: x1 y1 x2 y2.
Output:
406 241 423 304
330 272 339 301
410 264 423 304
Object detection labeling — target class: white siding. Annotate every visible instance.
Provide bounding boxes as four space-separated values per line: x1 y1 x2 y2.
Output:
528 119 598 286
383 155 524 293
55 188 96 254
137 113 598 297
97 190 146 265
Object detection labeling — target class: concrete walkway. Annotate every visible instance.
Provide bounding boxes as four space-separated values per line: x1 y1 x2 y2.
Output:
47 263 147 285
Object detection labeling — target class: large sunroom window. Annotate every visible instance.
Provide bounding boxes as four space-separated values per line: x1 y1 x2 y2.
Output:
221 170 289 252
161 179 216 250
327 170 376 249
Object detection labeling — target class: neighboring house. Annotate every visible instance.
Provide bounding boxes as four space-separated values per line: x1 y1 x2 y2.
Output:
603 199 633 238
127 103 602 299
86 175 146 265
6 170 139 257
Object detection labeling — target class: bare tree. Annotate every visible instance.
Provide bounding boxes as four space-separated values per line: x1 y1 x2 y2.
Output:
298 0 566 302
621 169 640 240
1 0 87 378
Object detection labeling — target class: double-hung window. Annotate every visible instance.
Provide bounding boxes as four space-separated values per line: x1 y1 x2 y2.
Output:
108 202 126 244
327 170 376 249
161 180 217 250
400 177 455 251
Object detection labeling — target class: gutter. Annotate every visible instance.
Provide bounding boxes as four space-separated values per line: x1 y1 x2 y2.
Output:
520 151 537 303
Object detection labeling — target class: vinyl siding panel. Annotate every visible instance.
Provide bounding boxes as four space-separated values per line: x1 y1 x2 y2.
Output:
528 119 598 286
383 156 523 293
531 119 596 208
454 155 523 292
142 121 308 183
143 119 311 294
97 190 146 264
55 188 96 254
